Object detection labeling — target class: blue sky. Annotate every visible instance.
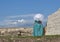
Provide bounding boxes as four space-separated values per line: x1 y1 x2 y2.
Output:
0 0 60 28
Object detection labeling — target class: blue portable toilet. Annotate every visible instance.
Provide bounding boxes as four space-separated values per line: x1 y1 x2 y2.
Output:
33 20 43 36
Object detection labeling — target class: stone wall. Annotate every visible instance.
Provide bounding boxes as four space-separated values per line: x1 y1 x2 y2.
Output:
45 9 60 35
0 28 33 36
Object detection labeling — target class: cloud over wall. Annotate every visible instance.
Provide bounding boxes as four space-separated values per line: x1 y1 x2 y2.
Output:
0 13 47 28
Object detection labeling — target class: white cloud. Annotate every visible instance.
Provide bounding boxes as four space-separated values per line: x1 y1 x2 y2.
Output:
17 19 26 23
6 14 35 19
7 22 17 25
0 13 47 28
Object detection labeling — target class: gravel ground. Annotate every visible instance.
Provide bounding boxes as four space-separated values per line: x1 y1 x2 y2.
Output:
0 36 60 42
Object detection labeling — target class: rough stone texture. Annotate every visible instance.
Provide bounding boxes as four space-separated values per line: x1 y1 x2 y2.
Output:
45 8 60 35
0 28 33 36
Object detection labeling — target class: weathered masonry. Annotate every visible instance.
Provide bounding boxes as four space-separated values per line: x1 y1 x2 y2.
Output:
45 8 60 35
